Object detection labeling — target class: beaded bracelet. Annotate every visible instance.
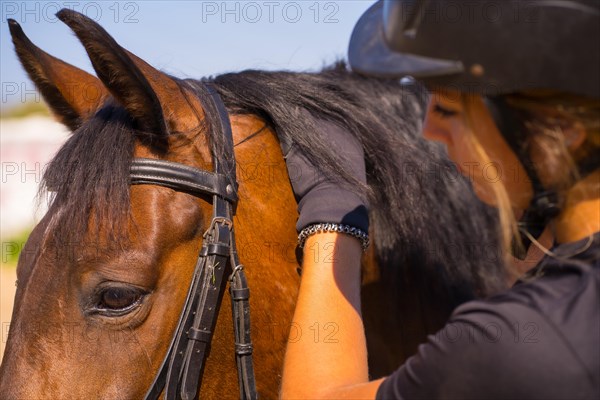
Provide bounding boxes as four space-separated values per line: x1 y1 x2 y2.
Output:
297 223 370 252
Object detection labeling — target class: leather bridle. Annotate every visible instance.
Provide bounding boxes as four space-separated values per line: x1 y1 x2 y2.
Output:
130 82 258 400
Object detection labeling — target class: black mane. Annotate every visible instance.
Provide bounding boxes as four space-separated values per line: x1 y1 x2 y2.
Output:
211 63 505 296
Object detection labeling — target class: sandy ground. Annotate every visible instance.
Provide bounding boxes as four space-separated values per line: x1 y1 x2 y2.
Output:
0 265 17 363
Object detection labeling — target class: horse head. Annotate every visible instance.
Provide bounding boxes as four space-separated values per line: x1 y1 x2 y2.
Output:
1 9 299 399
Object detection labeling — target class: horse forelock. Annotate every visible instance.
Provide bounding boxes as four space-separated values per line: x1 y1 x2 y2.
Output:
39 101 136 248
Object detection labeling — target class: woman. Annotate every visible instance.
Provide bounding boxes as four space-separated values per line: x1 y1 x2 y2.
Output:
280 1 599 399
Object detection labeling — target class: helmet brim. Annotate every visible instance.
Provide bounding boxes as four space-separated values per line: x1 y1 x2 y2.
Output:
348 1 464 80
349 1 599 99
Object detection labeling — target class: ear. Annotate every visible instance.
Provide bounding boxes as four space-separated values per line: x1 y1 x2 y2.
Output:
8 19 109 131
56 9 200 147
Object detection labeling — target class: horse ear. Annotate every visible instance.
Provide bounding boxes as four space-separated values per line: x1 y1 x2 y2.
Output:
8 19 109 131
56 9 195 145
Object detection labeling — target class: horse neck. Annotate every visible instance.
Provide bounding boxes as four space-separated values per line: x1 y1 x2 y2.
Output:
230 113 300 307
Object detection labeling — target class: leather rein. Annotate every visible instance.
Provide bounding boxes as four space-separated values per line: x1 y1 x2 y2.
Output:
130 82 257 400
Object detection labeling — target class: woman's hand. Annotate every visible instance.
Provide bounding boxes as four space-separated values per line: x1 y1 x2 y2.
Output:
281 118 369 234
279 119 383 399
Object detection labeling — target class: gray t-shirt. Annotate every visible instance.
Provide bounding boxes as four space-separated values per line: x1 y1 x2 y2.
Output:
376 232 600 400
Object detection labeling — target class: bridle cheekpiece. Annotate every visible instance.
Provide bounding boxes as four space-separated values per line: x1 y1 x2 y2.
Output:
130 82 257 400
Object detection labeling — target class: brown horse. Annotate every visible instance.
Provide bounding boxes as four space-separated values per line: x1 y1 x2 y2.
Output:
0 10 505 399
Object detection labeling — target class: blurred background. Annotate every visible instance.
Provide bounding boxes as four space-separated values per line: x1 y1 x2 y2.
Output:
0 0 375 358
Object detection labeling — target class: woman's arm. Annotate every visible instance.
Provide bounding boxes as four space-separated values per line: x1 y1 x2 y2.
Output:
280 232 384 399
279 119 382 398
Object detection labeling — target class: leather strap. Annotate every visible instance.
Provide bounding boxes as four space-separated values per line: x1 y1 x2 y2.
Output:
131 158 238 204
179 216 234 399
203 82 238 199
139 82 257 400
163 251 211 400
228 229 258 400
230 270 257 399
142 249 207 400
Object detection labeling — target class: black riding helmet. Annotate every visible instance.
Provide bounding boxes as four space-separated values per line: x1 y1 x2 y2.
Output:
348 0 600 257
349 0 600 98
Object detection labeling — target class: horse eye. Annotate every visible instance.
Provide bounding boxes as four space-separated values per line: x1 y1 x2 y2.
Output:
97 287 143 312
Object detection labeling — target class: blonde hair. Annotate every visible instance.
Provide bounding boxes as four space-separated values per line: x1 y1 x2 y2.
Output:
506 92 600 193
460 94 518 264
460 91 600 266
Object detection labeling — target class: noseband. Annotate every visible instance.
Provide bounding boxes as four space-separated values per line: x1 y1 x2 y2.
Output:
130 82 257 400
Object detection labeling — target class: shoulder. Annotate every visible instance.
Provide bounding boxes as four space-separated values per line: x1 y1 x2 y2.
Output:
455 237 600 360
377 282 599 400
452 257 599 388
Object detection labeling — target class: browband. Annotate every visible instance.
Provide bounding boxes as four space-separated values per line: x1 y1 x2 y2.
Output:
131 158 238 204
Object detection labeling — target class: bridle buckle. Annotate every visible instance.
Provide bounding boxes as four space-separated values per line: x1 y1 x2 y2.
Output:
203 216 233 239
228 264 244 282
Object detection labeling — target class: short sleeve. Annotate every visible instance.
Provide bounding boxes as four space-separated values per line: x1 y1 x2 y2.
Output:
376 301 595 400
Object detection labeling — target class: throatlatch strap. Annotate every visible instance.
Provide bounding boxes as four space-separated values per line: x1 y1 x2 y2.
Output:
228 229 258 400
230 271 257 400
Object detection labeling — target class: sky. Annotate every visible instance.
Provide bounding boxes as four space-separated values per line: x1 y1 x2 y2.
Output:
1 0 376 108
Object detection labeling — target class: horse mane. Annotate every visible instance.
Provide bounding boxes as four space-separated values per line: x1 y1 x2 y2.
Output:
40 62 506 297
210 62 506 297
